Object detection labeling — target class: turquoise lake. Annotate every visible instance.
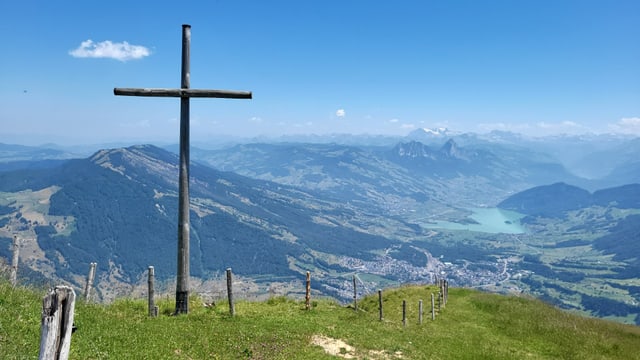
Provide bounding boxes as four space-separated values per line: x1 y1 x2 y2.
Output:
423 207 527 234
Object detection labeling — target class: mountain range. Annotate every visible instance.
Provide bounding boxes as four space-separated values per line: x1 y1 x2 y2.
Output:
499 182 640 217
1 131 639 323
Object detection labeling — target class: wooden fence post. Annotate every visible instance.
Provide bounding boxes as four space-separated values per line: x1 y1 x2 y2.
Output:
148 266 157 317
431 293 435 320
226 268 235 316
445 280 449 305
419 299 423 324
402 300 407 327
39 286 76 360
352 275 357 311
378 289 383 321
440 279 447 307
10 235 19 287
305 271 311 310
83 262 96 302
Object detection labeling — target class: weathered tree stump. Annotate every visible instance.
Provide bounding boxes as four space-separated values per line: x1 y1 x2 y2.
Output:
39 286 76 360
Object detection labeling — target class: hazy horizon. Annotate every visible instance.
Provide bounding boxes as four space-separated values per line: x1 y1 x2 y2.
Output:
2 126 640 149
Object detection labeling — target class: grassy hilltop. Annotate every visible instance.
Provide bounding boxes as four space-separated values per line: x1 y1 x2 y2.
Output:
1 280 640 359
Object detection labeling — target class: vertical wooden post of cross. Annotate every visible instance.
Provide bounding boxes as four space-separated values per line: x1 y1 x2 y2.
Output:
175 24 192 315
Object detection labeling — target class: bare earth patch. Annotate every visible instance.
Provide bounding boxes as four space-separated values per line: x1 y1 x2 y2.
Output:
311 335 356 359
310 335 403 359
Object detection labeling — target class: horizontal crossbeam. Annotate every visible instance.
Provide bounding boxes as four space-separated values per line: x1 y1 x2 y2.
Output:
114 88 252 99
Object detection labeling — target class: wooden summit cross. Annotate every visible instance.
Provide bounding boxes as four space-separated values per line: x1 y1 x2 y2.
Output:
114 24 252 314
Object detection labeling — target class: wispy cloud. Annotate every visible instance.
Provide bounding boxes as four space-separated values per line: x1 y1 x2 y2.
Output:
609 117 640 135
389 118 399 123
249 116 263 123
336 109 346 117
400 123 415 129
69 40 151 61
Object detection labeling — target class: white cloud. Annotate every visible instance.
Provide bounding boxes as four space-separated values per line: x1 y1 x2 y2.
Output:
249 116 263 123
389 118 399 123
400 123 415 129
336 109 346 117
609 117 640 135
69 39 151 61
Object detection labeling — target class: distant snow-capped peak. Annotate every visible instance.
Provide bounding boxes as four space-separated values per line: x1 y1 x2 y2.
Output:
419 127 449 136
406 127 455 143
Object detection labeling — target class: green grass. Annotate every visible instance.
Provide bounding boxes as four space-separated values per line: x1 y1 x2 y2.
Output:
2 281 640 359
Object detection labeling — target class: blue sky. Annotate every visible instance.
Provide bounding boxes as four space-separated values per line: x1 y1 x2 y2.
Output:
1 1 638 145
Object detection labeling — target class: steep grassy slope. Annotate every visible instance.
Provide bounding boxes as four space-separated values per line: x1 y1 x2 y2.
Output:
2 281 639 359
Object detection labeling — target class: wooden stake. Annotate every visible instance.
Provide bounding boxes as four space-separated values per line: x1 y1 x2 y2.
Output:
445 280 449 305
431 293 435 320
148 266 156 317
39 286 76 360
419 299 423 324
83 262 96 302
305 271 311 310
226 268 235 316
402 300 407 327
352 275 357 311
378 289 383 321
10 235 19 286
